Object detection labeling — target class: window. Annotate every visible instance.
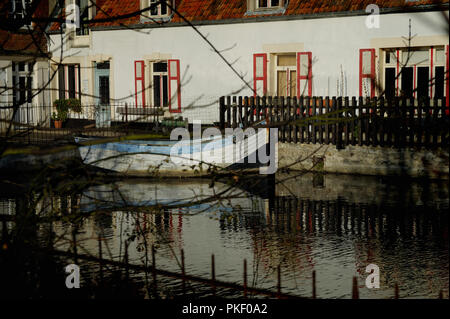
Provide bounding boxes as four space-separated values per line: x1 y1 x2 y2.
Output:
275 54 296 97
359 49 376 97
134 59 181 112
254 52 312 98
9 0 32 27
12 61 33 105
134 60 146 106
381 46 448 100
253 54 267 97
256 0 283 9
297 52 312 97
57 64 81 100
76 0 90 36
148 0 172 17
152 61 168 107
168 59 181 113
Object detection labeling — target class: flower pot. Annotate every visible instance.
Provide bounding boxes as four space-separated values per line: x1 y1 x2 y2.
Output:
54 120 63 129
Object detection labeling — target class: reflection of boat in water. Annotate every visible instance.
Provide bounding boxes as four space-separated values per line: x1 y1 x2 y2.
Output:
75 128 269 176
79 179 266 215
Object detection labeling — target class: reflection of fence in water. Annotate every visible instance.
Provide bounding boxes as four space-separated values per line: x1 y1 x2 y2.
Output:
269 196 448 238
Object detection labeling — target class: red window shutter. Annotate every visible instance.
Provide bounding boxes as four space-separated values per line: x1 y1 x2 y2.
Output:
168 59 181 113
359 49 376 97
253 53 267 97
64 65 69 99
75 64 80 99
297 52 312 97
134 60 145 107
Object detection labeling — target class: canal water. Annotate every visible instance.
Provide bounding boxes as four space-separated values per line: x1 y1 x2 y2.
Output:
0 172 448 299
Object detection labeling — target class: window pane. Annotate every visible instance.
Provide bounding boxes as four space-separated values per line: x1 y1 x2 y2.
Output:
99 76 110 105
403 49 428 66
435 66 444 98
68 65 75 98
362 51 372 75
153 62 167 73
277 70 287 96
169 61 178 77
299 54 309 76
150 0 158 15
58 66 65 100
136 63 142 78
290 70 297 97
19 76 25 103
436 48 445 65
417 66 429 99
161 1 167 15
26 76 32 103
255 56 264 78
271 0 280 6
153 75 161 107
259 0 268 7
401 67 413 98
162 75 168 107
385 67 396 98
277 54 296 67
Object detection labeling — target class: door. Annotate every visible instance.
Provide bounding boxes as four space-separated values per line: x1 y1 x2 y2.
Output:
94 61 111 128
12 62 33 130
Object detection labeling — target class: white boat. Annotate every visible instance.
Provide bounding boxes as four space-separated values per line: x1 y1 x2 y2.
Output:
75 127 271 176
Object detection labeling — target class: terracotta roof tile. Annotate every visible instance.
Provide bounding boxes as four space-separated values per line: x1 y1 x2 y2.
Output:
47 0 449 30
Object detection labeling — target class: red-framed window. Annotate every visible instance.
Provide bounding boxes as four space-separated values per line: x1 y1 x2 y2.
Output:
58 64 80 100
359 48 376 97
383 46 447 102
134 60 145 107
253 53 267 97
168 59 181 113
297 51 312 97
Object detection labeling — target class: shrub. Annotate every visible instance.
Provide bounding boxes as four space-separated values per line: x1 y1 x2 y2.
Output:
53 98 82 121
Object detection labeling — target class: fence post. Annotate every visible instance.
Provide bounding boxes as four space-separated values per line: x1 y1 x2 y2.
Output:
181 249 186 295
152 244 157 296
286 96 292 143
312 270 316 299
219 96 225 130
238 96 243 128
125 102 128 123
394 283 399 299
232 96 237 129
324 97 330 144
312 97 317 144
277 264 281 299
352 276 359 299
292 97 298 143
211 254 216 297
243 259 247 298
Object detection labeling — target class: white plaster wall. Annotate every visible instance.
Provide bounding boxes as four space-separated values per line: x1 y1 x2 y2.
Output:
49 10 449 124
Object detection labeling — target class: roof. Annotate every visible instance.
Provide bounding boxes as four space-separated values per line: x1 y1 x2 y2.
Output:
88 0 449 29
0 0 48 56
44 0 450 32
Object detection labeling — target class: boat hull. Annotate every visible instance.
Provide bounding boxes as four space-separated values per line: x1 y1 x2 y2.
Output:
75 129 270 176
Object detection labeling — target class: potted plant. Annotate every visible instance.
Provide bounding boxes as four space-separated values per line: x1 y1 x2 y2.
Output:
52 99 69 128
52 98 82 128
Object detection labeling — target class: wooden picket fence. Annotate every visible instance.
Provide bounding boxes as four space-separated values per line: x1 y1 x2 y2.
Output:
219 96 449 149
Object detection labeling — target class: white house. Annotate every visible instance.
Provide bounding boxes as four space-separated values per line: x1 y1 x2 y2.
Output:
47 0 449 125
0 0 52 131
